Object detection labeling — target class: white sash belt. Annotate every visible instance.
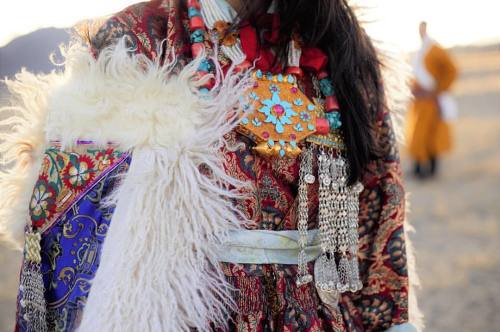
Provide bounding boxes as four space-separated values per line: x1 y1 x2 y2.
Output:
219 229 321 264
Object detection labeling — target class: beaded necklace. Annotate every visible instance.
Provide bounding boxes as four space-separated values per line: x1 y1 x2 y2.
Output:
188 0 364 306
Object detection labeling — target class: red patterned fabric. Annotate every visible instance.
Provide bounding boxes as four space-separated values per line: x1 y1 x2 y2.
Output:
87 1 411 331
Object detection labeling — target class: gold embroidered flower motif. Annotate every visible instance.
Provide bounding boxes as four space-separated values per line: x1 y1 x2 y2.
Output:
95 149 116 171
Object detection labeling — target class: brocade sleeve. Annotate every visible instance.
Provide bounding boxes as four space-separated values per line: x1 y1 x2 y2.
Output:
80 0 176 60
340 108 412 331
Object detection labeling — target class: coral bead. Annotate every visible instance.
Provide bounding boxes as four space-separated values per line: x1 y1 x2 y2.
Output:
189 16 204 31
325 95 339 112
315 117 330 135
191 43 205 58
285 66 303 79
188 0 200 9
317 71 329 80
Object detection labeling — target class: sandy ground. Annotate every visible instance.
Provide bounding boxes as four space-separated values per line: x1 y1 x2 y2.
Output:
404 48 500 331
0 48 499 331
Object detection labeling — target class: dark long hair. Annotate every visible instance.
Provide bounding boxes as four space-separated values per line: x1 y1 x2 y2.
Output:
239 0 384 184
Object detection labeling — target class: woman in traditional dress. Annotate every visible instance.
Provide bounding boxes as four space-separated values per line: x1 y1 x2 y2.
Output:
1 0 419 331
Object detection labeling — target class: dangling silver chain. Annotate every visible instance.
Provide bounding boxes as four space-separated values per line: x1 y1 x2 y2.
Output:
348 180 364 291
19 227 48 332
318 148 335 253
296 145 364 298
296 145 314 286
315 148 339 292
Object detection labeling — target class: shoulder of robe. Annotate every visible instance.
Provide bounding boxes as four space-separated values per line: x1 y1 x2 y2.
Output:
74 0 182 60
425 43 452 68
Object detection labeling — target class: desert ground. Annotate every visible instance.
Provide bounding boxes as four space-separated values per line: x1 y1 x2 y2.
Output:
0 47 499 331
405 47 500 331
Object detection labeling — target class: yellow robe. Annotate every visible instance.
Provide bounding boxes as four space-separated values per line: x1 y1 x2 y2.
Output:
406 43 458 162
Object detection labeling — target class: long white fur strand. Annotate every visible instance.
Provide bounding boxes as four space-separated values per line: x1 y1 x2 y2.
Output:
0 71 55 248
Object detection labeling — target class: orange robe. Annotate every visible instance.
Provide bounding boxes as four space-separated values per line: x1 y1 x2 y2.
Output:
406 42 458 162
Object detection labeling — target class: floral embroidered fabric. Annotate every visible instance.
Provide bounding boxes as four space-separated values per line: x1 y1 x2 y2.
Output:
17 148 130 331
28 146 128 233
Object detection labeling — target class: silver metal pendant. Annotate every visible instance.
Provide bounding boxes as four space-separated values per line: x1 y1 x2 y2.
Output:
314 255 340 309
304 174 316 184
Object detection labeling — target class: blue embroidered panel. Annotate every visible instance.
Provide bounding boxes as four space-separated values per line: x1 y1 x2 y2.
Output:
16 156 130 332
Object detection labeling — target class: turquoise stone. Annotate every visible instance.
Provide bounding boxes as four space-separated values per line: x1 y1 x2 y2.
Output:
190 29 204 43
319 78 335 96
242 102 253 113
256 70 263 79
279 149 286 157
252 118 262 127
198 60 213 72
279 139 286 146
188 7 201 18
294 123 304 132
308 124 315 131
307 104 315 111
326 111 342 130
277 74 284 82
259 90 296 134
269 84 280 94
241 117 249 125
299 112 311 122
268 139 275 147
287 75 295 84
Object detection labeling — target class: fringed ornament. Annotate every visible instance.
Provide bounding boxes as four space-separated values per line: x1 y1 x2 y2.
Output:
296 145 364 308
296 145 314 286
19 227 47 332
200 0 246 65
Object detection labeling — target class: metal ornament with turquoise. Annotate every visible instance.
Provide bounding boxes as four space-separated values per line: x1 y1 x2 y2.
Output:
238 70 321 158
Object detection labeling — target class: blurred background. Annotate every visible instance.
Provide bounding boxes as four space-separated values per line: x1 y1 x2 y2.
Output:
0 0 499 331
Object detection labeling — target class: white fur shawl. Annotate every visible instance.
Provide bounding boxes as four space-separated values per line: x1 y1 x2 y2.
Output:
1 39 252 331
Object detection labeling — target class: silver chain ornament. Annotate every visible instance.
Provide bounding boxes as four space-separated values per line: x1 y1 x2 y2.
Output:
19 227 48 332
296 146 364 307
296 145 314 286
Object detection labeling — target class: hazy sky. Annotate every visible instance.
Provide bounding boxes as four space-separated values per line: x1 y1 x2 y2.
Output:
359 0 500 51
0 0 499 51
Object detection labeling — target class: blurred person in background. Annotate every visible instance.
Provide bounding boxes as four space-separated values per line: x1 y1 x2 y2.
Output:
406 21 458 179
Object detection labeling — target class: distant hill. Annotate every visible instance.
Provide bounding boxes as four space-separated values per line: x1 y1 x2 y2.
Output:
0 27 70 79
451 42 500 54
